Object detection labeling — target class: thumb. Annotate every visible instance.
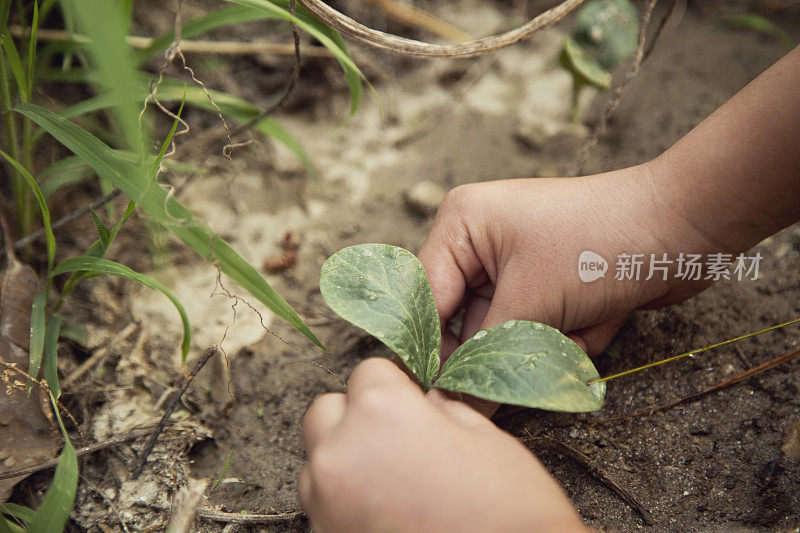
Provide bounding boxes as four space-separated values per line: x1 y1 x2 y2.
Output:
417 205 487 327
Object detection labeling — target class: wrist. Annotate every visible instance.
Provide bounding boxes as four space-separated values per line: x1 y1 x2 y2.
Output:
646 145 783 256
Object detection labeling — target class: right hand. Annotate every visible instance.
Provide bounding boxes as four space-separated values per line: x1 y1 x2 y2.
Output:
418 163 720 377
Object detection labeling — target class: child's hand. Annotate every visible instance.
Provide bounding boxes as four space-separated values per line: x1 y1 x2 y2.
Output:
299 358 588 533
418 165 714 360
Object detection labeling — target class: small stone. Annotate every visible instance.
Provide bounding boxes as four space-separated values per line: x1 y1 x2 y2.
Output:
404 180 447 217
781 418 800 461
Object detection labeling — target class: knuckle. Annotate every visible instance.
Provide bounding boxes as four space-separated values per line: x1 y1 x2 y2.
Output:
354 387 394 416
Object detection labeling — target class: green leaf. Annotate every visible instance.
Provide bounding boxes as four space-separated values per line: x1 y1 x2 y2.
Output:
89 209 111 249
51 82 316 178
320 244 440 389
153 80 315 177
571 0 638 71
0 517 23 533
43 315 63 399
28 292 47 387
52 256 192 361
148 98 184 181
68 0 146 154
0 503 36 525
39 156 94 198
26 2 39 96
27 395 78 533
17 102 323 351
720 13 796 50
435 320 605 412
560 36 611 90
59 322 88 345
0 149 56 271
1 30 29 100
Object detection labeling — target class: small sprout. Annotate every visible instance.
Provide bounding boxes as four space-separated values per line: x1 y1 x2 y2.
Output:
559 0 638 123
320 244 605 412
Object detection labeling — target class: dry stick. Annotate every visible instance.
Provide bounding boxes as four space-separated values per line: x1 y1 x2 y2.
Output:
145 504 303 524
81 475 132 533
132 346 218 476
575 0 659 176
594 346 800 425
587 316 800 385
298 0 586 58
7 25 334 58
61 322 139 389
13 190 121 250
643 0 680 61
0 426 179 481
358 0 472 42
523 431 652 525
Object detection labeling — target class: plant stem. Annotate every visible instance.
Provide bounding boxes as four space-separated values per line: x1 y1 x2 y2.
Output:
587 316 800 385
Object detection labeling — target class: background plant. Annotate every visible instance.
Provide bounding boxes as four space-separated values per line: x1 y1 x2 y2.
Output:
0 0 365 528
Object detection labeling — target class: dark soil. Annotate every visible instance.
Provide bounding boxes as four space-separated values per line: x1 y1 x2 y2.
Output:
9 2 800 531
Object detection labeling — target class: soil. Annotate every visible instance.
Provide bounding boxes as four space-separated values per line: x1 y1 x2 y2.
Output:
5 1 800 531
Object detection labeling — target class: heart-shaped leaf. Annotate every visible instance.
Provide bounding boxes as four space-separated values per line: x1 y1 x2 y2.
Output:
434 320 606 412
320 244 440 390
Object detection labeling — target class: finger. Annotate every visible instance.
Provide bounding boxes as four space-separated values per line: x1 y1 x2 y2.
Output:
302 393 346 454
459 293 492 342
569 315 628 357
427 388 496 430
418 195 488 326
345 357 417 402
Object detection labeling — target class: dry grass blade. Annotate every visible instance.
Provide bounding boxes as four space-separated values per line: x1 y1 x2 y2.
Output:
594 346 800 424
358 0 471 42
297 0 586 58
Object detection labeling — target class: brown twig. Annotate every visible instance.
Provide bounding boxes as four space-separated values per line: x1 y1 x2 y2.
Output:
298 0 586 58
132 346 218 476
6 25 333 58
145 503 303 524
594 346 800 424
0 425 182 481
358 0 472 42
524 431 652 525
575 0 659 175
13 190 121 250
62 322 139 389
643 0 680 61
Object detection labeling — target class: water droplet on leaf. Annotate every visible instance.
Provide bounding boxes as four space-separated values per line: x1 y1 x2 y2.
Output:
367 290 378 301
502 320 517 329
532 323 545 331
473 330 488 340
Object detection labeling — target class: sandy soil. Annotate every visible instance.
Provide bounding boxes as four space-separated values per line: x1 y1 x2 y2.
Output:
10 1 800 531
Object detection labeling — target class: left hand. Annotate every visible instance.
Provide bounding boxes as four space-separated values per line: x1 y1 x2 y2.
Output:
298 358 588 533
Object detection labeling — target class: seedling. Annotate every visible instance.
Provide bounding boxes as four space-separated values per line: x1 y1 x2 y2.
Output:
320 244 605 412
559 0 638 123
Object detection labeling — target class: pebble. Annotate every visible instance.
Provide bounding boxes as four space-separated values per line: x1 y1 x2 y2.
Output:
403 180 447 217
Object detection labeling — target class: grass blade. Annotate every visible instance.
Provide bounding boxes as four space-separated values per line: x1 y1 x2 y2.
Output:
0 517 23 533
27 395 78 533
43 314 63 399
0 504 36 525
26 2 39 95
39 156 94 198
226 0 365 114
28 292 47 389
0 148 56 271
52 256 192 361
0 30 29 100
68 0 146 154
18 102 324 350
